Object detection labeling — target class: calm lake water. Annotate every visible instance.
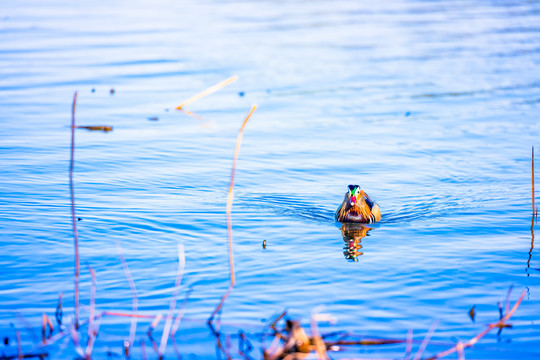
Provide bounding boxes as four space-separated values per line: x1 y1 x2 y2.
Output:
1 0 539 358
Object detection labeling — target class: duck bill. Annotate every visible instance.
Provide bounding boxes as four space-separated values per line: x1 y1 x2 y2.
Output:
350 195 357 206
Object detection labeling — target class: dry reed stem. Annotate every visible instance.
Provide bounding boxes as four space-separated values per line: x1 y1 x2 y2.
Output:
456 341 464 360
176 75 239 110
84 318 101 359
114 240 139 355
413 320 438 360
41 314 53 343
70 91 80 328
310 312 329 360
69 323 84 358
55 293 63 327
88 267 96 340
533 146 535 217
178 108 206 122
209 105 257 332
148 314 163 335
226 104 257 286
404 330 413 360
159 243 186 357
102 311 153 319
141 339 148 360
171 288 192 337
16 331 22 360
430 290 526 359
208 284 234 329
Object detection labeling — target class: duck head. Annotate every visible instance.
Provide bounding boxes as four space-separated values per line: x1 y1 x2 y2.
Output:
347 184 362 206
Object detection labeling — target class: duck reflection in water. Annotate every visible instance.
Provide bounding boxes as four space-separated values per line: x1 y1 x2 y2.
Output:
336 185 381 261
341 223 372 261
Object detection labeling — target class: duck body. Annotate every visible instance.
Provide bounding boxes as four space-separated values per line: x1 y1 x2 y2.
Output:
335 184 381 223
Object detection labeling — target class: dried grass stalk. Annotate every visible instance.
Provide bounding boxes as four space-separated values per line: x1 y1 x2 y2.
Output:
176 75 239 110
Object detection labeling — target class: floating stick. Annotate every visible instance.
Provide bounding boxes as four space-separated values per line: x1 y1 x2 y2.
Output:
176 75 238 110
69 91 80 328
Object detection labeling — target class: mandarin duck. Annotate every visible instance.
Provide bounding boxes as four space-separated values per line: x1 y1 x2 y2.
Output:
335 185 381 223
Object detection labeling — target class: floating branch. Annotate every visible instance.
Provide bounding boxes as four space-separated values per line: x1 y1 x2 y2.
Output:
69 91 80 328
176 75 239 110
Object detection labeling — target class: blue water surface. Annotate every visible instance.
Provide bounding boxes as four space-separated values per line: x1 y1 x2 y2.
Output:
1 0 539 359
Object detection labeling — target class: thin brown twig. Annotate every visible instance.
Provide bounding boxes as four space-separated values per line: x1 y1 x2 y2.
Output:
70 91 80 329
159 243 186 357
429 290 526 359
41 314 53 343
114 240 138 355
208 284 234 330
176 75 239 110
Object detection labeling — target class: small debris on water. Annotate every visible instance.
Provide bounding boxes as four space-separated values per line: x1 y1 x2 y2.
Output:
3 337 8 346
76 125 113 132
262 240 266 249
91 88 95 93
110 88 115 95
148 117 159 121
469 305 476 322
77 217 82 221
405 111 411 117
238 91 245 97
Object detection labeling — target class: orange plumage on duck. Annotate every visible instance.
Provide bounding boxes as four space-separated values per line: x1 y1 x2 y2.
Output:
335 185 381 223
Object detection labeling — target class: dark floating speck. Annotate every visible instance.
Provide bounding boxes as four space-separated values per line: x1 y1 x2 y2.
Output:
4 337 8 346
238 91 245 97
469 305 476 322
110 88 115 94
148 117 159 121
262 240 266 249
77 217 82 221
405 111 411 117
